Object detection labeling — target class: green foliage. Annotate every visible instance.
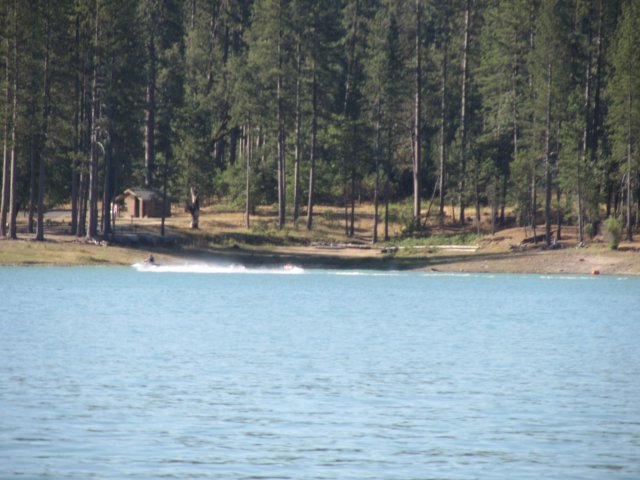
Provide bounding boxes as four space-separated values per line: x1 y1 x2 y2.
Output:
388 201 419 237
3 0 640 244
584 222 598 240
215 161 248 209
399 217 423 239
608 0 640 168
604 216 622 249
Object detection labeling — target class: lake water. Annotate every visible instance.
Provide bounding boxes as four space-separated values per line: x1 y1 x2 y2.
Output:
1 265 639 479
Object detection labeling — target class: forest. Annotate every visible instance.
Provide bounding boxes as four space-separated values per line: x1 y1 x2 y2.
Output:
1 0 639 245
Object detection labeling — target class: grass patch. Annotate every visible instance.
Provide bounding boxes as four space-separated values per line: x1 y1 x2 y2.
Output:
0 238 141 266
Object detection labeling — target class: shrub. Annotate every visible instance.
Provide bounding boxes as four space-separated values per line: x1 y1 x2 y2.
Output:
584 222 597 240
603 217 622 250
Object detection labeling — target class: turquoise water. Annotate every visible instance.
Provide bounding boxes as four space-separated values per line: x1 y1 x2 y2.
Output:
1 266 639 479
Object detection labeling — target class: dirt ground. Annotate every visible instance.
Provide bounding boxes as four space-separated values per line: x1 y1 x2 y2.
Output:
262 237 639 277
413 225 640 275
1 206 639 276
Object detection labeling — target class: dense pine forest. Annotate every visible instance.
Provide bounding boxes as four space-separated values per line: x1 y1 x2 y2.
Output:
1 0 639 244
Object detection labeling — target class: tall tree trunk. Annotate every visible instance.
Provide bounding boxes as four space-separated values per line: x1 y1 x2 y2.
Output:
413 0 422 223
577 174 584 243
87 1 100 239
144 27 156 187
343 181 348 236
276 100 285 229
528 168 535 240
491 176 497 235
101 116 112 238
276 28 285 230
527 3 537 243
28 138 36 233
512 32 519 228
188 186 199 228
556 186 562 241
160 148 170 236
8 115 17 239
544 61 552 246
499 172 506 226
78 172 87 237
590 0 604 162
77 55 91 238
384 130 392 241
343 0 360 238
245 124 252 229
458 0 470 225
293 41 302 222
626 89 633 241
578 43 592 244
8 4 19 240
372 100 381 244
349 167 355 237
36 8 51 241
306 66 317 230
70 13 81 235
0 32 11 237
438 44 447 229
87 95 99 238
343 0 359 115
473 157 480 235
384 180 390 242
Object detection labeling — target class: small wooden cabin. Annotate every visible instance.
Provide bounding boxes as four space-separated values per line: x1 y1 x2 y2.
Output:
122 188 169 218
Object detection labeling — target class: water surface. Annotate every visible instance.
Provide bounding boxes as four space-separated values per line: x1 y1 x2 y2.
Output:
1 266 639 479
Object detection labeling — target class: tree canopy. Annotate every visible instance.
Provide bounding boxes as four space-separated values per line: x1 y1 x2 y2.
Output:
1 0 639 243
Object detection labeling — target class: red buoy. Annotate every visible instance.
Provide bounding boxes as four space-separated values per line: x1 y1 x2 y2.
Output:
592 269 600 275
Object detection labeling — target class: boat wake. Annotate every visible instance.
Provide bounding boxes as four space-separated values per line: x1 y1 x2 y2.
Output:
132 262 304 275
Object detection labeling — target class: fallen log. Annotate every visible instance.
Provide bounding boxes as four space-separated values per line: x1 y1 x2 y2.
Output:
521 231 554 245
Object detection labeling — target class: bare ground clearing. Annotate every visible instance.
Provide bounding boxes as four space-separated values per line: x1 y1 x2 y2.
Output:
1 204 638 275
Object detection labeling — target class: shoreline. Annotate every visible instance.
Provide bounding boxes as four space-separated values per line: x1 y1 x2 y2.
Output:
1 235 638 276
3 205 638 276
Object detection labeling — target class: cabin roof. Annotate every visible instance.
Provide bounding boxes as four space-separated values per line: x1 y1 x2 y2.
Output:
123 188 162 201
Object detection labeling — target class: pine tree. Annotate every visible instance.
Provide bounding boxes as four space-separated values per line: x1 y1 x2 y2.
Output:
556 0 617 243
71 0 95 238
77 0 144 239
457 0 472 225
433 0 454 229
245 0 292 229
177 0 247 202
141 0 159 188
303 0 342 230
608 0 640 240
35 0 52 241
139 0 184 234
0 0 12 237
290 0 305 223
530 0 572 245
477 0 534 231
412 0 423 224
6 0 20 239
363 1 405 242
0 0 635 246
